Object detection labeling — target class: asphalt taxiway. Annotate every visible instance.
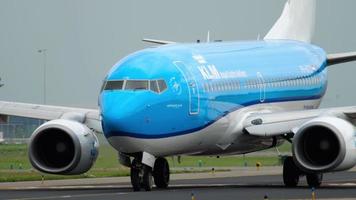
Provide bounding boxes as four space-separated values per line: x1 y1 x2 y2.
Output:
2 167 356 200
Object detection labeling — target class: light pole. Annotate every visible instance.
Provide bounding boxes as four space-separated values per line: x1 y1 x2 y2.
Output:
38 49 47 104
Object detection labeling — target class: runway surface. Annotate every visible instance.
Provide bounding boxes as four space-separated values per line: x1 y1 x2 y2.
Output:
2 171 356 200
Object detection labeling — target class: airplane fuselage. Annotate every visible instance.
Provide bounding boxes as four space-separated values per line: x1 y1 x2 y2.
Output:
100 40 327 156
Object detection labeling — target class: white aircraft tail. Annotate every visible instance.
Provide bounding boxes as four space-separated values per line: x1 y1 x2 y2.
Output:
264 0 316 43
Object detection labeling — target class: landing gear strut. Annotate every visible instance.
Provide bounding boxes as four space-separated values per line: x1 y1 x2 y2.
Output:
130 159 153 191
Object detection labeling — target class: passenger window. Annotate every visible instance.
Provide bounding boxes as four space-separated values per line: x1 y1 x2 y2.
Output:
229 81 234 90
233 81 238 90
209 83 213 92
104 80 124 90
125 80 149 90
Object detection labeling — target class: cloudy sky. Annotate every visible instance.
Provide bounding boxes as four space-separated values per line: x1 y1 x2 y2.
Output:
0 0 355 108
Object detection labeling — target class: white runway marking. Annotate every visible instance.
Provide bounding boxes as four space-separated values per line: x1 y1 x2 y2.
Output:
327 183 356 187
7 192 128 200
1 183 252 191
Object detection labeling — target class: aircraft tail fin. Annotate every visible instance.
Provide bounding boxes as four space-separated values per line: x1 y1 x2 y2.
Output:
264 0 316 43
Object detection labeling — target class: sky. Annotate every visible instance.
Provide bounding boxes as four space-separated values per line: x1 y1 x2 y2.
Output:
0 0 356 109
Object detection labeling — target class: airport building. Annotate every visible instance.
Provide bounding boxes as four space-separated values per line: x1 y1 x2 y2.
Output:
0 116 45 144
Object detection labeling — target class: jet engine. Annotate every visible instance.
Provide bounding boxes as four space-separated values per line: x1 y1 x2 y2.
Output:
293 116 356 173
28 119 99 175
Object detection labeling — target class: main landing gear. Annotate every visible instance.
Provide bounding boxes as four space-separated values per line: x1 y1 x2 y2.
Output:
130 159 153 191
283 156 323 188
130 157 170 191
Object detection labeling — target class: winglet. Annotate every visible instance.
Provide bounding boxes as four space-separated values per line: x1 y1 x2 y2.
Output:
142 38 176 45
327 52 356 66
264 0 316 43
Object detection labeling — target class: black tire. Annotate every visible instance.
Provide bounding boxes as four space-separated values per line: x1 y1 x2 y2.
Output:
130 159 141 192
153 157 170 188
306 173 323 188
283 157 300 187
142 165 153 191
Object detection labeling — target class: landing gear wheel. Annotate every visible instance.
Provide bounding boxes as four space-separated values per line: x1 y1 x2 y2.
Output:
130 159 153 192
283 156 300 187
306 173 323 188
130 159 141 191
130 167 141 191
142 165 153 191
153 157 170 188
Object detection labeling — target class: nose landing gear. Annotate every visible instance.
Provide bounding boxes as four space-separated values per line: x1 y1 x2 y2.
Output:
130 157 170 191
130 159 153 191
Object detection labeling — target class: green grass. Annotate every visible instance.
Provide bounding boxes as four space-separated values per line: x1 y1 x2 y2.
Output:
169 156 282 168
0 140 291 182
276 142 291 152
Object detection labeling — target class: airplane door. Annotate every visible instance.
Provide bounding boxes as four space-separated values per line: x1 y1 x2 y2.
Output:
257 72 266 103
174 61 200 115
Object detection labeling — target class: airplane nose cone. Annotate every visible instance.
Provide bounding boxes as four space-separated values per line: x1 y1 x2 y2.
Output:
100 92 142 137
102 95 135 119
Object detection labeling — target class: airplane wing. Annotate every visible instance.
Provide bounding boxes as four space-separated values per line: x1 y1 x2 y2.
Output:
0 101 102 133
327 52 356 66
243 106 356 137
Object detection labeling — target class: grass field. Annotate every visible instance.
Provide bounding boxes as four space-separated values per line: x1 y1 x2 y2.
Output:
0 137 291 182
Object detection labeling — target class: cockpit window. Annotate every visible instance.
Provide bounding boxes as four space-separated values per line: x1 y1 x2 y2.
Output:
157 80 167 92
104 80 124 90
125 80 149 90
150 80 159 93
103 79 167 94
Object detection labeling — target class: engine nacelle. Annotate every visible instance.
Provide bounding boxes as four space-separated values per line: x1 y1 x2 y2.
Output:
293 116 356 173
28 119 99 175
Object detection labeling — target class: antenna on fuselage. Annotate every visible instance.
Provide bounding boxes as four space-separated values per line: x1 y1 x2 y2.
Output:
207 31 211 43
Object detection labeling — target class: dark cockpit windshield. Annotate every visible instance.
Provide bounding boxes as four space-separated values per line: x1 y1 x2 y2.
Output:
101 79 167 93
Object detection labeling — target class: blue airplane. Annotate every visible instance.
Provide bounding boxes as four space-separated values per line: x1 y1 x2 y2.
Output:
1 0 356 191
